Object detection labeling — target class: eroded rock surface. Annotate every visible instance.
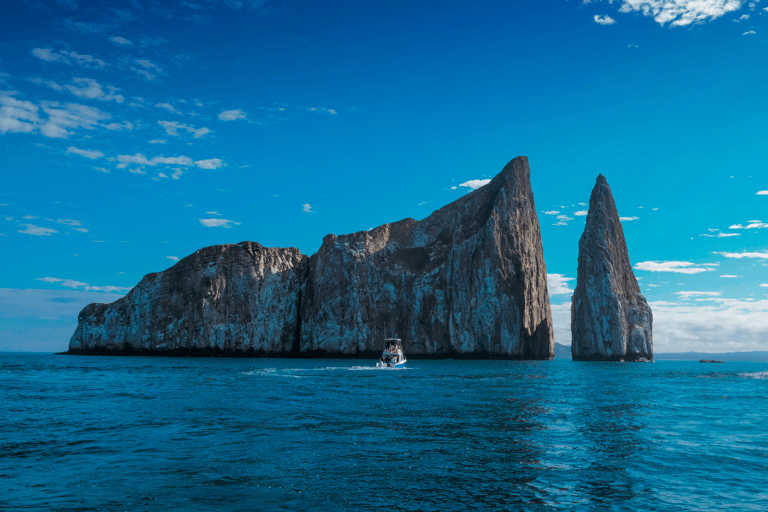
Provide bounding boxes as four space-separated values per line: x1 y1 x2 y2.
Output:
70 242 308 354
571 175 653 362
70 156 554 359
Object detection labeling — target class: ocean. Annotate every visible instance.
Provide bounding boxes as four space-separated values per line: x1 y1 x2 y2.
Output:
2 353 767 511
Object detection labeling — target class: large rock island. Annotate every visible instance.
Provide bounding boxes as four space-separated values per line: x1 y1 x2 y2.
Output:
69 156 555 359
571 175 653 362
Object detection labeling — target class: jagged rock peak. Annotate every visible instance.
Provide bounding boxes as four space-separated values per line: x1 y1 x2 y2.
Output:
571 175 653 362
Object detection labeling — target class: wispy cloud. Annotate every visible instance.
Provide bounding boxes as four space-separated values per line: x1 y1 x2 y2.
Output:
218 109 246 121
64 78 124 103
67 146 104 159
0 93 111 139
743 30 756 34
459 179 491 190
676 291 721 300
155 102 180 114
554 214 573 226
635 260 717 274
729 220 768 229
199 218 240 228
149 139 166 144
130 59 164 80
19 224 58 236
716 251 768 259
574 210 588 216
36 276 130 293
543 210 560 215
116 153 224 170
158 120 211 138
167 256 179 261
302 203 313 213
619 216 639 221
109 36 133 46
31 48 106 69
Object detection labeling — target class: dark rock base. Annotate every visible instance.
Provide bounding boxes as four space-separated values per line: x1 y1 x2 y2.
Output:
61 347 553 360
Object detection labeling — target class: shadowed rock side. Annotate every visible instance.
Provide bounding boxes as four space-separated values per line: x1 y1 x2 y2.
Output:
571 175 653 362
69 156 554 359
300 156 554 359
69 242 308 355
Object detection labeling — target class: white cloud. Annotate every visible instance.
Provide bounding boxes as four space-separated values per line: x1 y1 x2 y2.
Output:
109 36 133 46
155 102 180 114
19 224 58 236
543 210 561 215
578 202 587 206
743 29 757 34
547 273 575 295
129 168 146 174
306 106 338 115
720 275 740 278
149 139 166 144
594 14 617 24
729 221 768 229
554 214 573 226
610 0 745 27
635 260 717 274
199 218 240 228
676 291 721 299
574 210 588 216
761 283 768 288
716 251 768 259
619 216 639 221
206 211 221 215
94 167 110 173
103 121 134 131
459 179 491 190
167 256 179 261
31 48 106 69
67 146 104 159
116 153 224 171
35 276 129 293
302 204 313 213
195 158 223 169
757 191 768 195
131 59 164 80
738 13 751 19
218 109 246 121
158 120 211 138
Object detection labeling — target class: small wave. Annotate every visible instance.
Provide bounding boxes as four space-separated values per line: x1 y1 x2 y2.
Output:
738 371 768 379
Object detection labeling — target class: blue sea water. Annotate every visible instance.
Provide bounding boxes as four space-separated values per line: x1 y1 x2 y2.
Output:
2 354 767 511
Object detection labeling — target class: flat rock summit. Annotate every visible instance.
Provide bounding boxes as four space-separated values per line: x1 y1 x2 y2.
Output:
69 156 555 359
571 175 653 362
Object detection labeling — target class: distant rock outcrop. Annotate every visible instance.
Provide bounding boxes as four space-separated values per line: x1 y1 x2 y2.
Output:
571 175 653 362
70 156 555 359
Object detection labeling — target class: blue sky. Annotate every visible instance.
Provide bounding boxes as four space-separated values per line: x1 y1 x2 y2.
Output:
1 0 767 353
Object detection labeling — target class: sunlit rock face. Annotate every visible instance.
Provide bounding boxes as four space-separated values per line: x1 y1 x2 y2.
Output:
571 175 653 362
70 156 554 359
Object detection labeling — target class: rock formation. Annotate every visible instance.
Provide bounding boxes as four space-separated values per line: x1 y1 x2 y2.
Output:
570 175 653 362
69 156 554 359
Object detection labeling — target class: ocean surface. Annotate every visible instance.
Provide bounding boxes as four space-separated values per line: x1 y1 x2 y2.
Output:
2 353 767 511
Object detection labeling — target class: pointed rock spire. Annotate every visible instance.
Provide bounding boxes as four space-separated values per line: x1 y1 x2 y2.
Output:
571 175 653 361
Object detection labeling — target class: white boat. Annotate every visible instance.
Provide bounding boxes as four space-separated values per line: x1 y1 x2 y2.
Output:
376 338 407 368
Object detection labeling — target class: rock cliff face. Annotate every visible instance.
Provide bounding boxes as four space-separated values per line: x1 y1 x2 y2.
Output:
70 243 308 354
70 156 554 359
571 175 653 362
